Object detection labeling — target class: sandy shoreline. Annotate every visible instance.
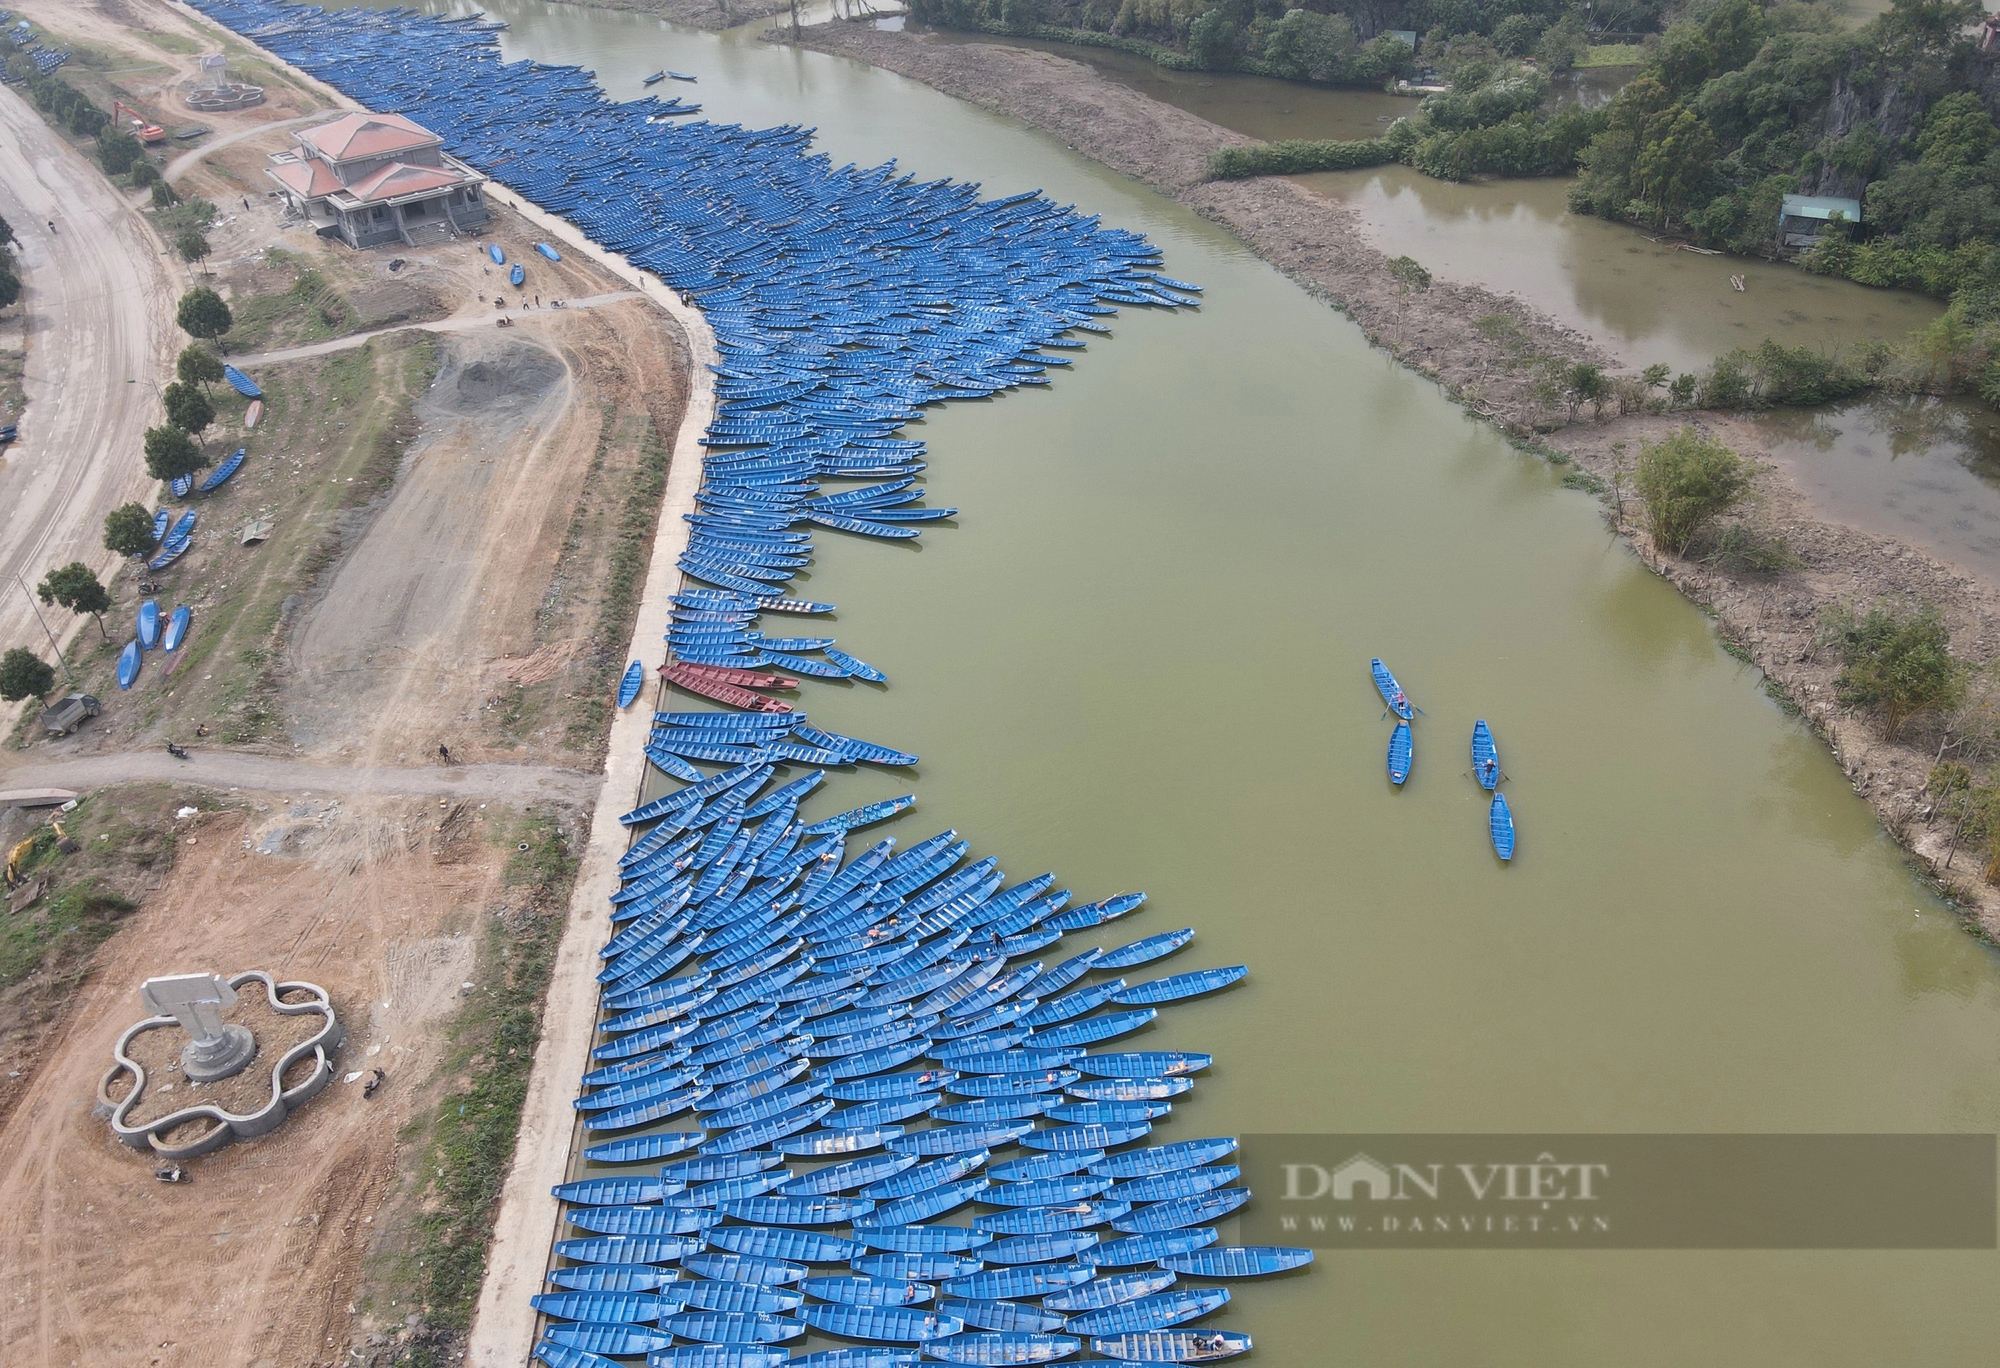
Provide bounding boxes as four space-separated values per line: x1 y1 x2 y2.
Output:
783 21 2000 934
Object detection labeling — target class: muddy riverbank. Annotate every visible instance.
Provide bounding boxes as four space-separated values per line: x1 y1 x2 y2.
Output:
786 21 2000 932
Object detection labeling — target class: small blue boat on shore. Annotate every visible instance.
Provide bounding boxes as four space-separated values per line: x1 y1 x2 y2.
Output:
668 70 697 81
198 447 245 493
510 262 525 287
488 243 506 264
116 639 142 690
1472 719 1500 790
222 364 261 398
536 242 562 261
137 599 161 650
163 605 191 652
1371 657 1413 719
1388 720 1412 786
151 509 170 542
171 473 193 498
618 661 645 707
642 70 666 84
1490 792 1516 861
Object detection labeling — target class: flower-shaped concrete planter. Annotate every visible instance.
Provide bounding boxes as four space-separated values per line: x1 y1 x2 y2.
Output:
99 971 344 1161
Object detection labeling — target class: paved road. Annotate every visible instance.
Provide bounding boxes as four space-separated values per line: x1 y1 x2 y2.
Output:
0 87 177 678
229 291 645 366
0 748 601 805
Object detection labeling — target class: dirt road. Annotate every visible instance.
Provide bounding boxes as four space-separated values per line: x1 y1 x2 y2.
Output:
0 86 178 700
0 749 598 806
229 291 643 366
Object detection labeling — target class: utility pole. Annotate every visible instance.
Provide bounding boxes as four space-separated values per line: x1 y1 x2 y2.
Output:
17 571 76 688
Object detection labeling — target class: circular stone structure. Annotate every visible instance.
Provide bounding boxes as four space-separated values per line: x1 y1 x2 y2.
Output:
100 971 342 1160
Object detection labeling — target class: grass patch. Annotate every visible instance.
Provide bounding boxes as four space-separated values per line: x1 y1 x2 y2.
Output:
1208 137 1396 180
565 416 668 750
140 30 202 54
0 789 179 990
373 815 572 1362
222 250 359 354
1578 44 1646 67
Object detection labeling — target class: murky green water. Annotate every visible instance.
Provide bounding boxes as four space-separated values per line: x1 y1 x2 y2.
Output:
339 2 2000 1360
1756 396 2000 581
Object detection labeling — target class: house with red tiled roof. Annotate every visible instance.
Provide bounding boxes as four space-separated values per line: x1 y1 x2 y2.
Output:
265 111 488 249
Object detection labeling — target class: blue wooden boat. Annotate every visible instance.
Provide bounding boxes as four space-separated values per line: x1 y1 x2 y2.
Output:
1088 1330 1251 1362
543 1322 678 1355
197 447 245 493
511 262 526 287
171 473 193 498
949 1046 1083 1077
1067 1076 1192 1103
719 1195 876 1226
851 1251 983 1281
669 70 698 80
1022 1008 1157 1049
677 1281 804 1315
1022 982 1128 1029
1021 1122 1154 1154
137 599 161 650
116 639 142 690
547 1263 679 1291
643 70 666 84
1049 1100 1172 1127
151 509 170 542
684 1251 809 1285
1096 928 1194 970
1107 1165 1237 1204
804 795 916 836
936 1297 1068 1333
850 1224 993 1255
982 1231 1101 1266
166 509 197 543
533 1342 622 1368
791 1352 920 1368
802 1275 933 1307
489 243 506 264
1490 792 1516 860
529 1290 674 1323
567 1203 717 1235
554 1235 702 1264
662 1153 783 1183
1472 719 1500 790
859 1150 988 1202
1066 1288 1229 1337
1387 720 1412 786
984 1175 1110 1207
1112 966 1246 1005
798 1304 964 1343
537 241 563 260
222 364 261 398
147 541 188 572
945 1069 1074 1098
971 1200 1128 1241
1370 657 1412 719
921 1332 1080 1364
580 1131 704 1164
1159 1246 1313 1277
863 1175 990 1226
661 1311 802 1344
828 1069 957 1103
781 1151 916 1196
649 1348 791 1368
1112 1189 1252 1233
1044 1268 1177 1312
932 1096 1056 1124
162 604 191 652
553 1175 668 1204
1091 1138 1238 1179
942 1263 1093 1300
1079 1229 1220 1269
887 1121 1029 1156
825 648 888 682
619 661 645 707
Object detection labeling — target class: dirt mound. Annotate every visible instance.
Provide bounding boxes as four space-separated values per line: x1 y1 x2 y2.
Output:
435 342 567 418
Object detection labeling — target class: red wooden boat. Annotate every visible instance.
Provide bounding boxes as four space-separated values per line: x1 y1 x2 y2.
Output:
675 662 800 690
659 663 793 713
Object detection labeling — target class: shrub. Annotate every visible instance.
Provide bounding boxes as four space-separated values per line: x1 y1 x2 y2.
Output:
1826 602 1966 738
175 286 232 343
1207 137 1394 179
103 502 157 558
1634 426 1753 555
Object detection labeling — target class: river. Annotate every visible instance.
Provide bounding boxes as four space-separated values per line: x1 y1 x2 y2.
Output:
332 2 2000 1361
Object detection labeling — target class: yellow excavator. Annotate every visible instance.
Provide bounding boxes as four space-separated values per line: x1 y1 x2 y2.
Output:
5 835 37 887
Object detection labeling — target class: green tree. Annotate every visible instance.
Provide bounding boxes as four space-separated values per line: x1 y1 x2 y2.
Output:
176 344 224 394
1829 603 1966 738
0 648 56 703
1563 362 1611 420
150 179 180 209
173 227 210 271
1634 426 1753 555
97 129 142 176
37 562 113 642
103 502 157 558
0 258 18 312
1385 254 1432 348
161 380 214 443
0 210 14 248
143 425 206 483
1188 7 1240 71
176 286 232 347
1631 105 1718 227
